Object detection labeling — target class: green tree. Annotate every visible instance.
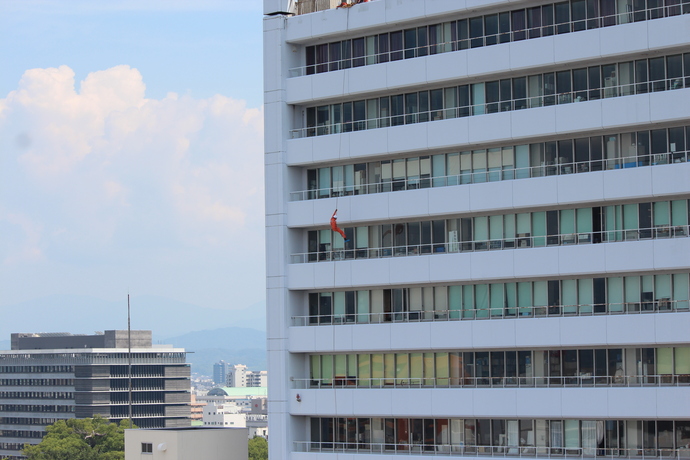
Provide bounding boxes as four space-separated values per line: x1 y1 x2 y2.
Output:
248 436 268 460
23 416 134 460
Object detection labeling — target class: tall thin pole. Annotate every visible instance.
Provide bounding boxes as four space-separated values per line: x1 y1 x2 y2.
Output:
128 294 133 428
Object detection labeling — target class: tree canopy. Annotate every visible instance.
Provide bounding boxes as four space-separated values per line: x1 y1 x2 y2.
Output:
23 416 134 460
248 436 268 460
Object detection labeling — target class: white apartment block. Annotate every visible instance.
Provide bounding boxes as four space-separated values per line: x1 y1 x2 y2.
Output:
248 370 269 387
226 364 267 387
264 1 690 460
227 364 248 387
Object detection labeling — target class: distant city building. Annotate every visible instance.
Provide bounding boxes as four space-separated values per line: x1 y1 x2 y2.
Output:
226 364 247 387
212 360 230 386
0 330 191 460
125 426 248 460
200 387 268 438
247 370 268 388
226 364 267 388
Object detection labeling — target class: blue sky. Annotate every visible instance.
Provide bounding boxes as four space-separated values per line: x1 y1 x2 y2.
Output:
1 1 264 106
0 0 267 319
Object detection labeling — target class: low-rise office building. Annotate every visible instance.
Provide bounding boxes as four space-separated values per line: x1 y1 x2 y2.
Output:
0 330 191 460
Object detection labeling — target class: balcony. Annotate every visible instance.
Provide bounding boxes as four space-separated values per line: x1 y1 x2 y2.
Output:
294 373 690 389
290 224 690 264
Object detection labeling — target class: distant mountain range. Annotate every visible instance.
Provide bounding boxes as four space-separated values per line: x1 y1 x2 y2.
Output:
0 295 267 378
0 294 265 339
163 327 267 376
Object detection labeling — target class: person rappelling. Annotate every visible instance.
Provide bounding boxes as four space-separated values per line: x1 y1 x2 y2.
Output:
330 209 349 242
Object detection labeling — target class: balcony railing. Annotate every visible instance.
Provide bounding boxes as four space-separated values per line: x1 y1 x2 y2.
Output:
290 225 690 264
294 442 690 458
290 151 689 202
293 374 690 389
291 300 690 326
289 77 689 139
290 5 690 75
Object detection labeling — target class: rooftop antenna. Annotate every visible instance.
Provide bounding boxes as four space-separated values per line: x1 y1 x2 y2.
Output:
128 293 133 429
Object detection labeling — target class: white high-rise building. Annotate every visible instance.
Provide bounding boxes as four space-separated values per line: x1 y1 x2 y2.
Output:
264 1 690 460
227 364 249 387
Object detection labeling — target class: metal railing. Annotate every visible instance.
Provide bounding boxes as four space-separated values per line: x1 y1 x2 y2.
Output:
291 300 690 326
289 77 689 139
294 441 690 458
290 225 690 264
289 151 689 201
293 374 690 389
290 5 689 73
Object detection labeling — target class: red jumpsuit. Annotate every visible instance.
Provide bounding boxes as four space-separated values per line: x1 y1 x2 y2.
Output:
330 210 348 241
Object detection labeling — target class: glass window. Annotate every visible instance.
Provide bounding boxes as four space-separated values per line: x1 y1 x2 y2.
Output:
555 2 571 33
528 7 542 38
650 57 666 92
673 274 689 310
352 38 365 67
475 284 489 318
410 353 423 385
404 28 417 59
608 277 624 312
512 9 527 40
485 14 498 46
423 353 435 386
557 71 573 103
532 212 546 246
390 31 403 61
542 4 555 35
573 68 588 101
444 87 457 119
350 101 364 132
572 0 587 30
499 12 511 43
565 420 580 450
469 17 483 48
471 83 485 115
365 36 376 66
378 33 390 64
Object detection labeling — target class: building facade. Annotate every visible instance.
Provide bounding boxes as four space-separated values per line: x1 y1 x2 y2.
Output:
226 363 268 388
199 387 268 437
227 364 248 387
247 370 268 387
213 361 230 386
124 426 248 460
264 1 690 460
0 331 191 460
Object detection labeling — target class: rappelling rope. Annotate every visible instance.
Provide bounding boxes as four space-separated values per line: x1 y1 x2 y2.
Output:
329 2 354 444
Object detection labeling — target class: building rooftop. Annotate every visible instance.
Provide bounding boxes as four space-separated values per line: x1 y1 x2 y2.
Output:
10 330 152 350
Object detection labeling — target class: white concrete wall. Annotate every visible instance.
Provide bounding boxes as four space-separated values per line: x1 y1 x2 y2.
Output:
287 238 690 290
289 312 690 353
124 428 248 460
289 387 690 419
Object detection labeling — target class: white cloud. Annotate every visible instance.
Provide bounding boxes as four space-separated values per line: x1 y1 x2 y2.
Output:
0 65 265 272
